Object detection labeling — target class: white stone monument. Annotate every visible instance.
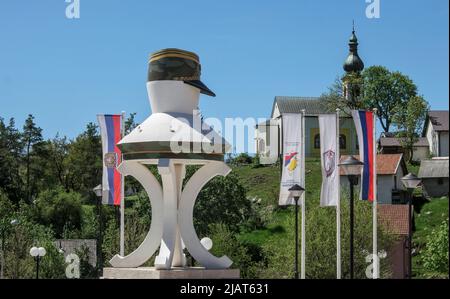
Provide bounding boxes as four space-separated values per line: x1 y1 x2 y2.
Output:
102 49 239 279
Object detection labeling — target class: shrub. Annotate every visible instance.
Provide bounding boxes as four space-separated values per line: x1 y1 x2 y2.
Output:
208 223 266 278
421 220 449 278
32 187 83 238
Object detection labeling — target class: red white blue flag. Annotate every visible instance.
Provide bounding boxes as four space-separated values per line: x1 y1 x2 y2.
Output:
352 110 375 202
97 114 123 206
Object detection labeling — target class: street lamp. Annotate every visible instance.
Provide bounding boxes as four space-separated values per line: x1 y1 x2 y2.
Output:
58 240 65 254
30 246 46 279
93 184 102 197
288 184 305 279
339 155 364 279
93 184 103 273
401 173 421 279
0 218 19 279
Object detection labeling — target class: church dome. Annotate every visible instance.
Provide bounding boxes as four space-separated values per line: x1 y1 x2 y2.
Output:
343 30 364 73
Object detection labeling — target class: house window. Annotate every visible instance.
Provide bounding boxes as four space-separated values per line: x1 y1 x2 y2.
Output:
339 134 347 150
438 178 444 185
314 134 320 149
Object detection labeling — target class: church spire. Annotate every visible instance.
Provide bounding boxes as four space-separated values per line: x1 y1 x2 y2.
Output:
343 23 364 73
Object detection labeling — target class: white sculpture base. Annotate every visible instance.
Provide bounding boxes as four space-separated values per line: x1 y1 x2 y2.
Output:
102 267 240 279
109 159 233 270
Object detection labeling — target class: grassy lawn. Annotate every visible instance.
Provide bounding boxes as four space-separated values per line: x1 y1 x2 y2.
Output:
234 158 323 248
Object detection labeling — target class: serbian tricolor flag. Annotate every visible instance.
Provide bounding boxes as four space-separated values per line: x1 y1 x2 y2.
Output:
352 110 375 202
97 114 123 206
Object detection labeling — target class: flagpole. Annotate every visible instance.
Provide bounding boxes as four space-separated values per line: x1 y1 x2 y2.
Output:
300 109 306 279
336 109 341 279
120 111 126 257
372 108 379 279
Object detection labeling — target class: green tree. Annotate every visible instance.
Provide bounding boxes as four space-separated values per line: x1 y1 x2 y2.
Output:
322 74 365 116
125 112 138 134
22 114 43 203
208 223 266 278
32 187 83 238
260 197 394 279
0 117 24 204
65 123 102 197
421 220 449 278
44 135 72 191
192 170 252 236
362 66 418 132
392 95 429 163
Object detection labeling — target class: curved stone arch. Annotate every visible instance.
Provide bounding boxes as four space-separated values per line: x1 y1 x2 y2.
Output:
178 161 233 269
109 161 164 268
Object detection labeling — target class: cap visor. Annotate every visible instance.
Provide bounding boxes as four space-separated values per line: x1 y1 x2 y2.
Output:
184 80 216 97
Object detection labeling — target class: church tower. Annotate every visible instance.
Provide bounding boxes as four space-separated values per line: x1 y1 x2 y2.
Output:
342 24 364 104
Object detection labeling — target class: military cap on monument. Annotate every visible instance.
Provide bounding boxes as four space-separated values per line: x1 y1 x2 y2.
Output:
148 48 216 97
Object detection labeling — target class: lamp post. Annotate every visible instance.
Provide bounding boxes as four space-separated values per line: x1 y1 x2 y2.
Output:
338 156 364 279
0 219 20 279
30 246 46 279
93 184 103 273
288 184 305 279
401 173 421 279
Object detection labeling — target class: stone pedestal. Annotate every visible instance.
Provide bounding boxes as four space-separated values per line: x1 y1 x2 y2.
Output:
102 267 240 279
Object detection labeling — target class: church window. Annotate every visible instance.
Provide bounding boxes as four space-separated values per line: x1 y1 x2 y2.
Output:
339 134 347 149
314 134 320 149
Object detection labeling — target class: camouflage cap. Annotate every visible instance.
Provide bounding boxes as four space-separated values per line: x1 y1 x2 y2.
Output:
148 48 216 97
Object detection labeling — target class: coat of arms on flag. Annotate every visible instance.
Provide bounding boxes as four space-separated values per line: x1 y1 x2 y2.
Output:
97 114 123 206
323 150 336 177
284 151 298 174
279 113 304 206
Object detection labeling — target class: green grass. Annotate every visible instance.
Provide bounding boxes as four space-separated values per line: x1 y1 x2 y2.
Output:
231 164 281 206
234 158 323 247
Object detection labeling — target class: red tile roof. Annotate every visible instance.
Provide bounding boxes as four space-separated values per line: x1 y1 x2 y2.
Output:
339 154 405 175
379 137 429 147
378 204 411 236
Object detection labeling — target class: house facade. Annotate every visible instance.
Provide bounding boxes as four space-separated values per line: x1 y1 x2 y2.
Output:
378 204 411 279
418 158 449 198
378 133 429 162
339 154 408 204
423 111 449 157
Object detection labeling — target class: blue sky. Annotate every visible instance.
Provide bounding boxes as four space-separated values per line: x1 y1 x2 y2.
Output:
0 0 448 144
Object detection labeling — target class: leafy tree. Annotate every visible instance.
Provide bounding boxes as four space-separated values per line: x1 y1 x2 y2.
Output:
22 114 43 203
421 220 449 278
322 75 364 116
75 245 98 278
362 66 418 132
43 135 72 191
32 187 83 238
4 213 64 279
260 196 394 279
192 170 252 236
392 95 429 162
65 123 102 197
232 153 254 165
125 112 138 134
208 223 266 278
0 117 24 204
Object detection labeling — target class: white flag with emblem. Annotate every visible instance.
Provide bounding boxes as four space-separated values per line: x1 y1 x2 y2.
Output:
279 113 304 206
319 114 339 207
